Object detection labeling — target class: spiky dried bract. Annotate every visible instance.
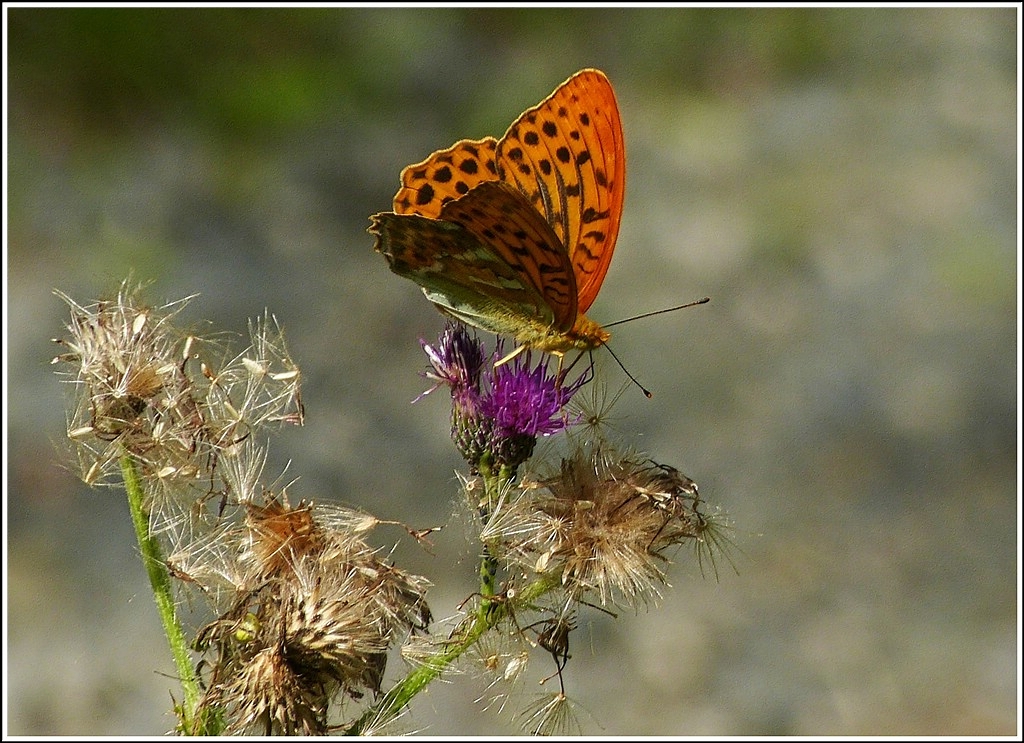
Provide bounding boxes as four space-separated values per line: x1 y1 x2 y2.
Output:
194 496 431 734
487 443 715 610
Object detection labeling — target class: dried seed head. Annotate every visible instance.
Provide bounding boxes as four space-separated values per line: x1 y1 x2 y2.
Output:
518 690 583 736
488 443 719 609
194 495 431 732
53 287 304 505
52 285 209 487
217 641 332 735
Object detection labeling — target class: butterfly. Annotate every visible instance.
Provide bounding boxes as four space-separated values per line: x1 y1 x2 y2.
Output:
369 68 625 356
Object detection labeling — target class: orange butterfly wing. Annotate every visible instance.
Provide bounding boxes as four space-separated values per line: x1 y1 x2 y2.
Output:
371 69 624 353
495 69 625 314
394 137 499 218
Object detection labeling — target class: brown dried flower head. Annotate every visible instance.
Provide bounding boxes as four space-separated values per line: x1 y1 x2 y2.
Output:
192 495 431 734
487 443 720 608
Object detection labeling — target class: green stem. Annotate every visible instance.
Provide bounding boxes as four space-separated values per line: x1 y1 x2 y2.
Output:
120 455 219 735
475 456 517 616
343 452 562 735
343 570 561 735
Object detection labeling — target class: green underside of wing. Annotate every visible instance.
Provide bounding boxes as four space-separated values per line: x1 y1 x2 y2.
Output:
372 212 559 333
421 286 553 338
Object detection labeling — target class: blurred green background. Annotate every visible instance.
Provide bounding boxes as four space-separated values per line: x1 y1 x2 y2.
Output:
5 7 1017 735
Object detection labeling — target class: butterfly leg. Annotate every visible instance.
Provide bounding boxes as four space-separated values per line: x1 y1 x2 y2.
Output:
494 344 528 367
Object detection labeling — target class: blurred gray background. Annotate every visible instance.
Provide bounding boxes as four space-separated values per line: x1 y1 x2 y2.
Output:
5 7 1017 736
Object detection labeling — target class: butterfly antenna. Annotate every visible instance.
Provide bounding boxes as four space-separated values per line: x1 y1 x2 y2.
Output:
598 296 709 398
560 350 597 387
604 343 653 399
603 296 710 329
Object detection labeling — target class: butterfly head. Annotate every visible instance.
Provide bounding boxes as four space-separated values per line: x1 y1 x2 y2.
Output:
532 313 610 356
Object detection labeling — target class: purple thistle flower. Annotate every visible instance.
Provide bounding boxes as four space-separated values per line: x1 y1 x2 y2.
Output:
478 346 587 469
419 325 588 470
418 323 485 401
481 350 583 439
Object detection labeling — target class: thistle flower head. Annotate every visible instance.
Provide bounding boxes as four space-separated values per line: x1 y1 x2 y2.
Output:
419 322 485 401
482 347 584 440
477 347 585 469
419 325 588 470
52 285 206 489
52 285 303 508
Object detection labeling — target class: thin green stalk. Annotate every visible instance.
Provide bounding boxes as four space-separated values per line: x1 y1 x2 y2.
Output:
476 455 510 617
120 455 219 735
343 570 561 735
346 453 557 734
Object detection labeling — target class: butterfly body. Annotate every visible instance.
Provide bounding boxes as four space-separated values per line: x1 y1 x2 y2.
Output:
371 69 624 355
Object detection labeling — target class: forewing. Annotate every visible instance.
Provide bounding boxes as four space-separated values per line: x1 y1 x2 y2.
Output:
495 69 625 313
393 137 499 218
